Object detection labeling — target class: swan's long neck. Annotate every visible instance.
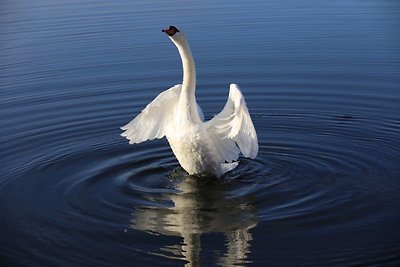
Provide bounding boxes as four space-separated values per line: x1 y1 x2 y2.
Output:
177 41 196 91
173 37 201 124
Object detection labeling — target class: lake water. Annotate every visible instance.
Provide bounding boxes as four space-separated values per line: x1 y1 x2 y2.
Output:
1 0 400 266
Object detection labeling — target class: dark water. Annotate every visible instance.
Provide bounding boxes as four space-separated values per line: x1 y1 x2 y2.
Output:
1 0 400 266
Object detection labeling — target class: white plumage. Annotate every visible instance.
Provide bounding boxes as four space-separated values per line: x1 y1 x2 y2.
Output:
121 26 258 177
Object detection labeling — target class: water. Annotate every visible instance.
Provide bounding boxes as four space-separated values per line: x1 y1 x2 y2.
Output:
1 0 400 266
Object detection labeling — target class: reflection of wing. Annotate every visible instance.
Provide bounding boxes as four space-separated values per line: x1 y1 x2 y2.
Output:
205 84 258 163
121 85 181 144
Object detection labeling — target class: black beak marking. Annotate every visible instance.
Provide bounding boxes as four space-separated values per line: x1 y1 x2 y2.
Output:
162 25 180 36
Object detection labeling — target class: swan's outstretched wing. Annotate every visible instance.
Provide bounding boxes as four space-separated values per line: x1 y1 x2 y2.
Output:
205 84 258 162
121 84 181 144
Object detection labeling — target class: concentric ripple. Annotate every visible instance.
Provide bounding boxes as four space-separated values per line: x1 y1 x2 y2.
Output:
2 107 399 266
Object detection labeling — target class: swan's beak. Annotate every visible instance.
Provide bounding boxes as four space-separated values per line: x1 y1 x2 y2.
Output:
162 26 180 37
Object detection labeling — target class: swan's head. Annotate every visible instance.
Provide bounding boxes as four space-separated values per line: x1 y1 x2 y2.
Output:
162 25 186 46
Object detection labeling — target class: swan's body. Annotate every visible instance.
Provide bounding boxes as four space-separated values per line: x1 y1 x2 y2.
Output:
121 26 258 177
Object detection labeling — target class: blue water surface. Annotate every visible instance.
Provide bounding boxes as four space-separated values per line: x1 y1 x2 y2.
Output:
1 0 400 266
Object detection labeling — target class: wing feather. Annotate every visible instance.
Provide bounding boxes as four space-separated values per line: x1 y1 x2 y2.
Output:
205 84 258 163
121 84 181 144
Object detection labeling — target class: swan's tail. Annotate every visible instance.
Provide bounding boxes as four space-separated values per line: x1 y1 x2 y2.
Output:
221 162 239 175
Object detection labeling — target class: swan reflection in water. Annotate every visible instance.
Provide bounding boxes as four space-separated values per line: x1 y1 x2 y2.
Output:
131 170 258 266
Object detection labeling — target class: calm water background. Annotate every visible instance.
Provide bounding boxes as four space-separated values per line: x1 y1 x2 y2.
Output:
1 0 400 266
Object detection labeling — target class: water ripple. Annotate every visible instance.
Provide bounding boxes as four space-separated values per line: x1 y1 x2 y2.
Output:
1 0 400 265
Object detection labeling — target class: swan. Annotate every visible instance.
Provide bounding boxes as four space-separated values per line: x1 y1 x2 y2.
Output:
121 26 258 177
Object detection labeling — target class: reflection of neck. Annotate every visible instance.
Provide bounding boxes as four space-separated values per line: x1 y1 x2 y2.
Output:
174 38 200 123
182 233 200 267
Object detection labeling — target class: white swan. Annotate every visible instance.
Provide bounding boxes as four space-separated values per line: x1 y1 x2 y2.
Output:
121 26 258 177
